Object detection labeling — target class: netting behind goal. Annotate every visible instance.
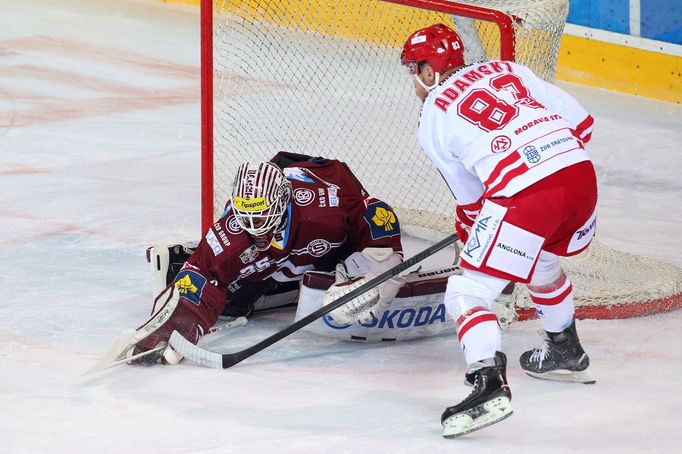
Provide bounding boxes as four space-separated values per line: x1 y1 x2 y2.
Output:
202 0 682 319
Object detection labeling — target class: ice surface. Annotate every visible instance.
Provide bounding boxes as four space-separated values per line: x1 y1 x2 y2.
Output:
1 1 681 452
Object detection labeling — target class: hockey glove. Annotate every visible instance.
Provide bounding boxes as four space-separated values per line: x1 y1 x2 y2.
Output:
454 199 482 244
129 284 208 365
323 248 404 325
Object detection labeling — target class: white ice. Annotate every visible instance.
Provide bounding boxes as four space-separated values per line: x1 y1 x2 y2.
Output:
1 1 682 453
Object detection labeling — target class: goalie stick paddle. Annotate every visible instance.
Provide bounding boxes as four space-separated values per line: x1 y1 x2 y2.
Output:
169 233 459 369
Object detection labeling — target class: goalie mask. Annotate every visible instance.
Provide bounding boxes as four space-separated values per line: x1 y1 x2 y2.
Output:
400 23 465 91
230 161 292 250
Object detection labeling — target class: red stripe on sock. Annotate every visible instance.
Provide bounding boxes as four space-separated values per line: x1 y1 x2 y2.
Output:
530 283 573 306
457 313 498 341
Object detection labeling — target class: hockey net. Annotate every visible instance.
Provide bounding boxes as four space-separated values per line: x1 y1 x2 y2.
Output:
201 0 682 319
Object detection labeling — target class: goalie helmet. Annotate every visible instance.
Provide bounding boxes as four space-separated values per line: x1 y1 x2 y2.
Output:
400 23 465 89
230 161 292 249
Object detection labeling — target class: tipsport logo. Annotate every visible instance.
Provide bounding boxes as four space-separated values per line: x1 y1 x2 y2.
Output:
233 196 268 211
323 304 448 330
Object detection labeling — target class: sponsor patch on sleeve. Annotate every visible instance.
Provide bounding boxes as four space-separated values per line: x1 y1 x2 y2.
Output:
205 229 224 256
173 270 207 306
363 201 400 239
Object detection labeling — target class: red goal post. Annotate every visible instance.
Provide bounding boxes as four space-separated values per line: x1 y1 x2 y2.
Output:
199 0 682 320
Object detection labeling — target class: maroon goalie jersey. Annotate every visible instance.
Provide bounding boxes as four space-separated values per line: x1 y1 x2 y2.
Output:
173 152 403 332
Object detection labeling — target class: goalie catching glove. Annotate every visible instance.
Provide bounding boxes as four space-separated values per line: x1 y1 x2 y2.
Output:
323 248 405 325
128 279 216 365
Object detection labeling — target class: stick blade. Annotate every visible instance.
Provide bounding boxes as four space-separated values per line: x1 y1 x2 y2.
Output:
169 330 224 369
84 329 138 375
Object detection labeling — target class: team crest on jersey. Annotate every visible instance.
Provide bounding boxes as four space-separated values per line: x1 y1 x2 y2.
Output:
294 188 315 206
174 270 207 306
364 201 400 239
307 239 332 257
226 215 243 234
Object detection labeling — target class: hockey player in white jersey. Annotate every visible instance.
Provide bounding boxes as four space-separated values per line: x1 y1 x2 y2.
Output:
399 23 597 438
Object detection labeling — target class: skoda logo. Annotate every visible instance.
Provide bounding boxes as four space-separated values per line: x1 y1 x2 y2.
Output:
322 315 351 329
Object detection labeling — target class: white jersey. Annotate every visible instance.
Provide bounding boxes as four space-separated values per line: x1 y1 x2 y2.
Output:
418 60 594 206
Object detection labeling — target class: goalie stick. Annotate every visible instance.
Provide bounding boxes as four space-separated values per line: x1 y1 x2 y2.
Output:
84 315 248 375
169 233 459 369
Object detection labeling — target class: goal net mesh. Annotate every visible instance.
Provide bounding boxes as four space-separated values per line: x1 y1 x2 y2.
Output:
207 0 682 318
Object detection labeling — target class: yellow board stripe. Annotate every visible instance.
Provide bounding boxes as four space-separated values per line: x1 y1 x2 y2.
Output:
163 0 681 103
558 34 682 104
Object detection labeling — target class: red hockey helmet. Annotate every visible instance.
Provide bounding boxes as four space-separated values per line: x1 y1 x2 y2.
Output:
400 23 465 77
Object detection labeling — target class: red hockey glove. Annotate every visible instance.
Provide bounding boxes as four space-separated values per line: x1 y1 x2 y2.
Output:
455 199 482 244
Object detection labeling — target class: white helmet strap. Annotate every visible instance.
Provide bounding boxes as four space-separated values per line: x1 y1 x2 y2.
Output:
414 72 440 92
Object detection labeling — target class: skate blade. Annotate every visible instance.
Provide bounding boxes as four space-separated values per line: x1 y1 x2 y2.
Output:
442 396 513 439
525 368 596 384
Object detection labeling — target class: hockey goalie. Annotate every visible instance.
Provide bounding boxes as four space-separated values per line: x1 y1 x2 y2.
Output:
98 151 410 367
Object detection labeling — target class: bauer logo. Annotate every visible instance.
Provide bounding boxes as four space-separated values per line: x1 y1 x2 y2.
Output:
322 304 448 330
174 270 207 306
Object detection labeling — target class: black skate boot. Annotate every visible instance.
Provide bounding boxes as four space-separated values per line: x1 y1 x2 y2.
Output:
519 319 595 384
441 351 513 438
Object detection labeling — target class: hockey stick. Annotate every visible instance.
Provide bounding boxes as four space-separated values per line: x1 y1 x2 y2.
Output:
169 233 459 369
84 314 248 375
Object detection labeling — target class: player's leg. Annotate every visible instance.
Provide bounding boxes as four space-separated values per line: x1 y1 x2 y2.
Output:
519 252 595 384
440 268 513 438
519 162 597 384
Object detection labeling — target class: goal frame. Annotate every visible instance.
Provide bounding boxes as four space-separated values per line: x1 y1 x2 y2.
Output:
199 0 517 233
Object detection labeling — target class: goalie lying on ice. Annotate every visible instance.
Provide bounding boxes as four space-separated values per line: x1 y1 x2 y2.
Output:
127 151 406 364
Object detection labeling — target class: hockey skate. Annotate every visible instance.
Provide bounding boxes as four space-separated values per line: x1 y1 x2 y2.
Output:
441 351 513 438
519 319 596 384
